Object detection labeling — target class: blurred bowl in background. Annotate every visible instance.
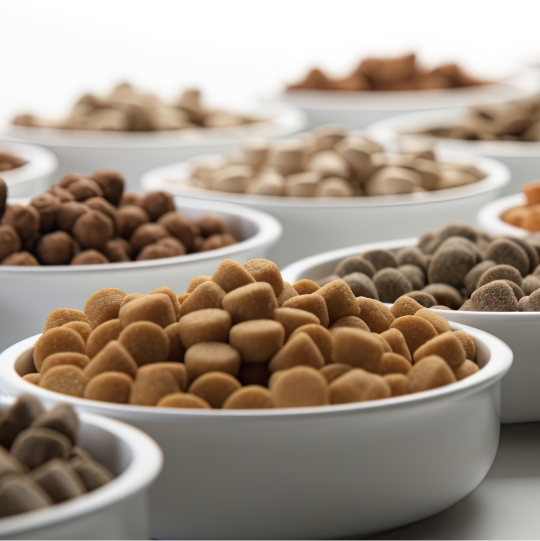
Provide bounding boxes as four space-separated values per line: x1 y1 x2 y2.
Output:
477 193 530 237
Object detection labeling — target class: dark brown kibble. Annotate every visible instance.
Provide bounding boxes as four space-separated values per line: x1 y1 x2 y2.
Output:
119 192 143 207
1 251 39 265
398 264 426 290
130 223 169 253
67 178 104 202
404 291 437 308
342 272 379 299
396 246 427 271
483 239 530 276
58 173 86 189
522 274 540 296
470 280 519 312
362 249 398 270
0 395 44 448
56 202 89 232
422 283 463 310
72 210 114 250
0 475 52 517
11 427 72 470
334 255 376 278
32 404 79 445
195 214 226 237
71 457 114 491
463 260 496 297
84 197 117 231
88 169 125 206
356 297 395 333
157 212 200 251
0 446 24 477
373 268 413 303
141 191 176 221
30 193 61 233
0 225 21 260
36 231 76 265
477 264 523 288
14 348 37 377
104 238 132 262
71 249 109 265
31 459 86 503
116 205 150 239
0 178 6 220
2 204 40 240
200 233 238 251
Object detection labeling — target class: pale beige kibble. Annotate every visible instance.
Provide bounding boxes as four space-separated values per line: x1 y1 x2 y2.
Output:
86 319 122 358
178 309 232 349
34 327 86 372
390 296 424 318
119 293 176 329
186 275 212 294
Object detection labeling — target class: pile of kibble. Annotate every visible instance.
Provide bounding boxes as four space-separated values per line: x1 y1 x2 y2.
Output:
318 222 540 312
182 127 485 197
16 258 479 409
0 170 238 266
12 83 260 132
287 53 487 92
0 395 113 518
0 152 25 173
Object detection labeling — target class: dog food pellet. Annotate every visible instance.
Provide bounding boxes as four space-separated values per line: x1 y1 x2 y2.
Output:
11 427 71 470
453 330 476 361
34 327 86 371
414 308 451 334
71 458 114 491
380 328 412 362
290 324 333 364
157 393 210 409
407 355 457 393
119 321 170 366
413 332 466 369
453 359 480 380
319 363 353 383
335 255 376 278
84 287 126 328
373 268 413 303
41 352 90 374
212 259 256 293
119 294 176 328
377 352 411 375
86 319 122 358
62 321 93 343
0 395 44 448
470 280 519 312
292 279 320 295
184 342 241 381
270 366 328 408
282 294 330 327
269 332 325 372
332 328 384 371
129 366 180 406
341 272 379 299
404 291 437 308
188 371 241 408
242 259 283 297
390 315 438 354
277 281 299 306
14 347 36 377
180 281 226 317
329 316 370 333
315 280 360 324
40 365 88 397
71 249 110 265
222 282 278 323
273 307 320 338
383 373 409 397
43 308 91 333
0 447 24 477
0 476 52 517
390 296 424 318
31 459 86 503
31 404 78 445
84 371 133 403
356 297 395 333
223 385 274 409
186 275 212 294
164 323 184 362
84 340 138 379
178 308 231 349
229 320 285 363
328 369 391 404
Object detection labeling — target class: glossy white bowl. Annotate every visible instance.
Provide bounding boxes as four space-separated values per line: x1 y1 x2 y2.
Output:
0 396 162 540
141 153 510 267
0 327 511 540
279 66 539 130
0 141 58 198
477 193 532 237
282 237 534 424
0 196 281 353
368 108 540 196
3 103 306 192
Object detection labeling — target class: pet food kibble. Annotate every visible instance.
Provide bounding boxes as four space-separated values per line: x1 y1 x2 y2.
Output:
71 250 109 265
329 316 370 333
1 251 39 265
377 352 412 375
63 321 93 343
335 255 376 278
0 476 52 517
362 249 398 271
41 352 90 374
453 330 476 361
212 259 256 292
320 363 353 383
0 395 44 448
404 291 437 308
289 324 333 364
12 428 71 470
0 447 24 477
129 366 179 406
453 359 480 381
150 286 181 320
36 231 76 265
200 233 237 251
269 332 325 372
396 246 427 270
40 366 88 397
31 404 78 445
84 340 138 378
157 212 199 251
141 191 175 221
315 279 360 324
67 178 103 202
43 308 91 333
380 328 412 362
328 369 391 404
407 355 457 393
270 366 328 408
130 223 169 253
139 362 187 391
223 385 274 409
23 374 40 384
187 275 212 293
84 371 133 403
357 297 395 333
229 320 285 363
157 393 210 409
88 169 125 206
119 293 176 328
184 342 241 381
317 274 340 287
331 328 383 371
282 294 330 327
428 244 476 288
116 205 150 239
292 279 320 295
180 281 226 317
422 284 463 310
119 321 170 366
413 332 466 369
342 272 379 299
84 287 126 328
483 239 530 276
390 315 438 354
477 264 523 289
470 280 519 312
398 264 425 290
34 327 86 371
242 259 283 297
373 268 413 303
384 374 409 397
273 307 320 338
31 459 85 503
56 202 89 233
72 210 114 250
390 296 424 318
522 274 540 295
195 214 226 237
30 193 61 233
414 308 451 334
86 319 122 358
164 323 184 362
188 371 241 408
276 281 299 306
222 282 278 323
179 308 231 349
71 458 114 491
2 204 40 241
15 348 36 377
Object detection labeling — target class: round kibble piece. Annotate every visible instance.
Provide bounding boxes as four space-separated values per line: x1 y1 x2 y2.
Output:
362 249 398 271
0 225 21 260
464 260 497 297
292 279 320 295
328 369 391 404
276 282 299 306
335 256 376 278
380 328 412 362
484 239 530 276
164 323 184 362
71 250 109 265
212 259 256 293
84 372 133 404
188 371 241 408
315 279 360 325
187 275 212 294
222 282 278 323
30 193 61 233
413 332 466 369
223 385 274 409
428 245 476 288
408 355 457 393
2 204 40 240
269 332 325 372
454 330 476 361
41 352 90 374
89 169 125 206
70 457 113 491
43 308 91 333
139 362 187 391
0 475 52 516
0 395 44 448
414 308 451 334
404 291 437 308
390 296 424 318
180 281 226 317
373 268 413 303
62 321 93 343
282 294 330 328
119 321 170 366
422 284 463 310
119 293 176 328
184 342 241 381
130 223 170 253
86 319 122 358
67 178 103 202
36 231 76 265
34 327 86 372
11 428 72 470
396 246 427 271
31 404 78 445
157 393 211 409
329 316 370 333
270 366 328 408
273 307 320 339
195 214 225 237
84 287 126 329
390 315 438 355
376 352 411 375
39 366 88 397
179 308 232 349
332 328 384 371
384 374 409 397
72 210 114 250
342 272 379 299
242 259 283 297
522 275 540 296
289 324 333 364
453 360 480 381
84 340 138 379
229 320 285 363
129 367 179 406
157 212 200 251
398 264 426 290
470 281 519 312
1 251 39 265
477 265 523 288
116 205 150 239
320 363 353 383
141 191 175 221
56 202 89 233
356 298 395 333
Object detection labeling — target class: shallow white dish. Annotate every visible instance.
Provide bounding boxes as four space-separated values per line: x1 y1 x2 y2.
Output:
477 193 532 238
368 108 540 196
0 141 58 198
282 237 535 424
0 196 281 353
0 326 511 540
141 153 510 267
0 396 162 540
3 103 306 192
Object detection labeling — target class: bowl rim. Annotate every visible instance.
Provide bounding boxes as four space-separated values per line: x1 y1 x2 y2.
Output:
0 196 282 274
0 323 512 422
140 151 510 210
0 141 58 187
0 397 162 537
477 193 530 238
281 236 540 318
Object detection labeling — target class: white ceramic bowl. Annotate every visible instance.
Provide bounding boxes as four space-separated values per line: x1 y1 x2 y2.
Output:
0 196 281 353
282 237 535 424
368 108 540 196
141 153 510 268
477 193 532 237
0 396 162 540
3 103 306 192
279 66 540 130
0 327 511 540
0 141 58 198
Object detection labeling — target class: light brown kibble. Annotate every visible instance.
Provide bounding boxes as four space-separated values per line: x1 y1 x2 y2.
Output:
357 297 395 333
390 315 438 355
83 340 138 379
83 288 126 329
43 309 91 334
86 319 122 358
223 385 274 409
129 366 180 406
119 293 176 329
331 328 384 371
222 282 278 323
40 366 88 397
164 323 184 362
62 321 93 343
328 369 391 404
414 308 451 334
315 280 360 325
212 260 256 293
380 328 412 362
413 332 466 369
84 372 133 403
329 316 370 334
289 324 333 364
270 366 328 408
282 294 330 328
276 281 299 306
178 308 232 349
179 281 226 317
390 296 424 318
242 259 284 297
150 286 181 320
186 275 212 294
188 371 241 408
453 359 480 380
454 330 476 361
384 374 409 397
407 355 457 393
41 353 90 374
319 363 353 383
268 332 325 372
157 393 211 409
184 342 241 381
273 307 320 339
34 327 86 372
119 321 170 366
292 279 320 295
229 320 285 363
138 362 188 391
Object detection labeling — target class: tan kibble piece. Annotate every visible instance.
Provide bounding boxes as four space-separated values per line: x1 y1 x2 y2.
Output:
222 282 278 323
357 297 395 333
43 309 91 334
186 276 212 294
413 332 466 369
453 360 480 381
454 330 476 361
380 328 412 362
189 371 241 408
331 328 384 372
282 294 330 328
384 374 409 397
223 385 274 409
212 260 256 293
273 307 320 339
229 320 285 363
23 373 41 385
157 393 211 409
83 341 138 379
292 279 320 295
371 333 392 353
119 293 176 329
34 327 86 372
119 293 144 309
150 287 181 320
377 352 412 375
414 308 451 335
289 324 333 364
320 363 353 383
84 372 133 403
129 367 180 406
390 315 438 355
315 280 360 325
268 332 325 372
179 281 226 317
407 355 457 393
242 259 283 297
40 366 88 397
328 369 391 404
270 366 328 408
86 319 122 358
329 316 370 333
139 362 188 392
14 347 36 377
41 353 90 374
390 296 424 318
178 308 232 349
276 281 299 307
83 287 126 329
119 321 170 366
62 321 93 343
164 323 184 362
184 342 241 381
177 293 189 305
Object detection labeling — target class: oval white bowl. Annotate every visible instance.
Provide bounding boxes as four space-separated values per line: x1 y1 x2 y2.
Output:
0 196 281 353
141 152 510 267
0 326 511 540
368 108 540 196
282 237 535 424
0 396 162 540
477 193 532 237
0 141 58 198
3 103 306 192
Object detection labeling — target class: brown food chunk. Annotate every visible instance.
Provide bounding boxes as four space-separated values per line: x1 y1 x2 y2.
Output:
328 369 391 404
41 352 90 374
86 319 122 358
43 308 91 333
11 427 72 470
229 320 285 363
384 374 409 397
329 316 370 333
119 293 176 328
380 328 412 362
36 231 76 265
242 259 283 296
357 297 395 333
222 282 278 323
71 250 109 265
276 281 299 306
84 371 133 403
188 371 241 408
180 281 226 317
390 296 424 318
63 321 93 343
119 321 170 366
292 279 320 295
88 169 125 206
157 212 200 251
184 342 241 381
270 366 328 408
72 210 114 250
116 205 150 239
34 327 86 372
0 475 52 517
289 324 333 364
129 366 180 406
319 363 353 383
187 275 212 293
407 355 457 393
223 385 274 409
84 287 126 329
157 393 211 409
40 365 88 397
414 308 451 334
454 330 476 361
413 332 466 369
141 191 175 221
31 459 86 503
268 332 324 372
273 307 320 339
31 404 79 445
71 457 113 491
0 395 44 448
178 308 232 349
315 280 360 325
390 315 438 355
84 340 138 378
282 294 330 327
453 359 480 380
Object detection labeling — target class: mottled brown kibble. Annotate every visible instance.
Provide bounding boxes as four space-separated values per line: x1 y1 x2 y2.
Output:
422 284 463 310
292 279 320 295
119 192 143 207
428 245 476 288
362 249 398 271
329 316 370 333
86 319 122 358
116 205 150 239
373 268 413 303
454 330 476 361
178 308 232 349
483 238 530 276
184 342 241 381
119 321 170 366
84 340 138 379
390 296 424 318
157 212 200 251
129 367 179 406
276 281 299 306
72 210 114 250
273 307 320 339
404 291 438 308
269 332 325 372
39 365 88 397
41 352 90 374
84 287 126 329
390 315 438 355
357 297 395 333
315 279 360 325
407 355 457 393
31 404 78 445
223 385 274 409
119 293 176 328
188 371 241 408
36 231 76 265
414 308 451 334
222 282 278 323
138 362 187 392
470 280 519 312
334 255 376 278
328 369 391 404
43 309 91 334
282 294 330 327
141 191 175 221
187 275 213 293
71 250 109 265
180 281 226 317
34 327 86 372
11 428 72 470
84 372 133 404
289 324 333 364
229 320 285 363
242 259 284 297
380 328 412 362
88 169 125 206
130 223 169 253
414 332 466 369
270 366 328 408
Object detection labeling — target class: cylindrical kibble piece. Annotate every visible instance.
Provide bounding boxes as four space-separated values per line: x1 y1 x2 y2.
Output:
413 332 466 369
84 372 133 403
39 366 88 398
222 385 274 409
178 309 232 348
453 359 480 381
356 298 395 333
454 330 476 361
40 352 90 374
331 328 384 371
86 319 122 358
184 342 241 381
119 293 176 328
84 287 126 329
222 282 278 323
414 308 451 334
242 259 284 297
289 324 333 364
270 366 328 408
229 320 285 363
34 327 86 372
118 321 170 366
282 294 330 328
188 371 241 408
268 333 325 372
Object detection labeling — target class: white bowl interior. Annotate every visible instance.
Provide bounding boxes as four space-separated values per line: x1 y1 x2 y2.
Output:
477 192 531 238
